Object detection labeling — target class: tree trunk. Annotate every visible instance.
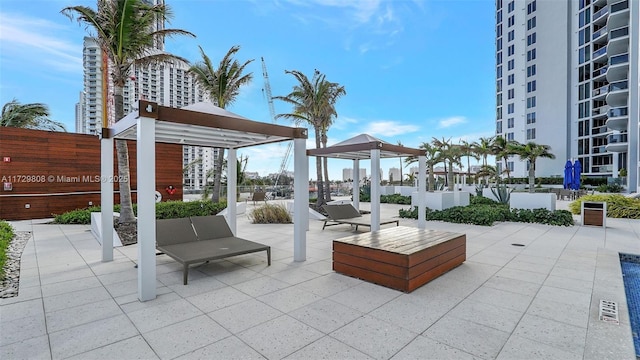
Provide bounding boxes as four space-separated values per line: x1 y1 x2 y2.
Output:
314 127 325 207
113 84 135 223
447 160 455 191
399 157 403 186
321 131 331 203
211 148 224 203
428 165 435 192
529 162 535 193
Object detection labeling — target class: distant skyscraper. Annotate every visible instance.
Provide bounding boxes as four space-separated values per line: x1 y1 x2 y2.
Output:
342 168 367 182
495 0 639 192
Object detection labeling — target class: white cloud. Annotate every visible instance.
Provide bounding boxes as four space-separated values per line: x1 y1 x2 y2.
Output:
368 121 419 136
437 116 467 129
0 13 82 73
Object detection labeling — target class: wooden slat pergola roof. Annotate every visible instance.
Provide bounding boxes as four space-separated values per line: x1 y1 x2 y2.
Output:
105 100 308 147
306 134 425 159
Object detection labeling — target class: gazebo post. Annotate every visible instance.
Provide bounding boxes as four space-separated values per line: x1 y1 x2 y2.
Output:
370 149 381 231
293 138 307 261
227 148 237 235
137 116 156 302
418 155 427 229
352 159 360 210
100 135 113 262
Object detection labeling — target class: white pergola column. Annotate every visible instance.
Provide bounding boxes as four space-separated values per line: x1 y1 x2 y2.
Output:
100 137 113 262
137 116 156 302
418 155 426 229
293 138 307 262
226 148 237 234
352 159 360 210
370 149 381 231
612 154 619 179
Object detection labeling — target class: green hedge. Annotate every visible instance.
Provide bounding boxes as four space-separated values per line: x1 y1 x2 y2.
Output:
399 204 574 226
53 200 226 224
0 220 15 281
568 194 640 219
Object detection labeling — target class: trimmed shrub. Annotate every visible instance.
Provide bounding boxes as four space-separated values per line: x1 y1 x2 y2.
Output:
248 204 292 224
470 195 499 206
0 220 15 281
380 194 411 204
568 194 640 219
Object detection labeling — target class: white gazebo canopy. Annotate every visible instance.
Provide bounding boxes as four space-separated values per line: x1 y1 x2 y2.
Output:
307 133 427 230
100 100 309 301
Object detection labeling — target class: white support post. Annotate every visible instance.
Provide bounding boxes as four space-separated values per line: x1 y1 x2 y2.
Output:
370 149 381 231
137 116 156 302
353 159 360 210
227 148 237 235
293 138 307 262
100 137 114 262
418 155 427 229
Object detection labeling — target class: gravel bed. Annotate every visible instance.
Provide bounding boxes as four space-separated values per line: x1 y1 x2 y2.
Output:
0 231 33 298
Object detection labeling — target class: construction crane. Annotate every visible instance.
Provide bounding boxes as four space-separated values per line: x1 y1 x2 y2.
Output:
261 57 293 195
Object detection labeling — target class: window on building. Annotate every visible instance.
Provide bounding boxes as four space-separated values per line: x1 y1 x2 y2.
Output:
526 128 536 140
578 64 591 82
497 51 503 64
527 48 536 61
579 83 591 100
497 0 503 10
526 112 536 124
497 38 503 51
508 88 515 99
508 15 515 27
508 103 514 114
527 0 536 14
527 17 536 30
497 24 503 37
508 59 514 70
497 65 502 78
527 33 536 46
508 45 514 56
496 121 503 133
527 64 536 77
508 161 514 171
527 80 536 92
507 117 514 128
497 93 503 106
497 80 503 92
508 30 515 42
497 10 503 23
508 1 515 12
508 74 515 85
497 107 503 120
527 96 536 108
507 132 515 141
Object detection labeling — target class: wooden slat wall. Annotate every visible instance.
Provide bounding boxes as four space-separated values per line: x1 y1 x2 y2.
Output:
0 127 183 220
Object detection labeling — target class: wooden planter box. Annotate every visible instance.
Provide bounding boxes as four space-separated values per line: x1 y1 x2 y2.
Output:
582 201 606 227
333 226 466 292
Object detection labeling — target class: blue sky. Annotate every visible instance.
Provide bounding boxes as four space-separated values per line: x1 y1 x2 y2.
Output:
0 0 496 180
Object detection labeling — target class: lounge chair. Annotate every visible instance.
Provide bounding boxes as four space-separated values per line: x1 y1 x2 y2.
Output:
247 191 267 205
156 216 270 285
321 203 399 231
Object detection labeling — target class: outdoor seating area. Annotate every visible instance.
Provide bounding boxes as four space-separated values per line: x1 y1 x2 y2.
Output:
322 203 400 231
1 200 638 359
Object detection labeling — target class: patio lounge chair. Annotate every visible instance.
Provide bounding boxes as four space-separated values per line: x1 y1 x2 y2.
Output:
247 191 267 205
321 203 399 231
156 216 270 285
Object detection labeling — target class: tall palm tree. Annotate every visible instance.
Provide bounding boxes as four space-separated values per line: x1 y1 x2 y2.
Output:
512 142 556 193
63 0 195 223
472 136 494 185
460 140 479 186
1 99 66 131
189 45 254 203
397 140 404 186
432 137 462 191
275 70 345 207
491 135 517 183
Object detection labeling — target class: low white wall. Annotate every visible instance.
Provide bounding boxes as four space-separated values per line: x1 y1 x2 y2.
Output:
454 191 470 207
397 186 417 196
510 193 556 211
411 191 455 210
90 212 123 247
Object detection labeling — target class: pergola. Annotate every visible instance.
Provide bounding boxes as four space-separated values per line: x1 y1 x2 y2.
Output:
100 100 308 301
307 134 427 230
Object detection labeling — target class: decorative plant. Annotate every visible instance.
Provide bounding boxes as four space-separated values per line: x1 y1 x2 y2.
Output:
490 184 513 204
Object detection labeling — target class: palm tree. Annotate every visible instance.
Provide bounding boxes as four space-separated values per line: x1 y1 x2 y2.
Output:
491 136 517 183
1 99 66 131
63 0 195 223
432 137 462 191
460 140 479 186
472 136 494 186
189 45 254 203
405 142 441 192
275 70 345 207
397 140 404 186
512 142 556 193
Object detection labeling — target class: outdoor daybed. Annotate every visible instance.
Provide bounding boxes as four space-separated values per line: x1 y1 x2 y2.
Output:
322 203 399 231
156 215 271 284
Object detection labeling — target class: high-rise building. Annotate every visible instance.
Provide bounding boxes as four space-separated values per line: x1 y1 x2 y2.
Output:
342 168 367 182
495 0 639 192
77 0 215 192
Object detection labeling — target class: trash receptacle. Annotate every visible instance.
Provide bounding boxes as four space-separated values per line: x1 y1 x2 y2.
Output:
581 201 606 227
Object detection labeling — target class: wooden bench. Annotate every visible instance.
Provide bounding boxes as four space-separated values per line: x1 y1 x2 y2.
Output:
156 216 271 285
332 226 466 292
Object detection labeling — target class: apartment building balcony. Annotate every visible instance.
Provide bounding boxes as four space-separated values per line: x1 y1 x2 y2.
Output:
607 0 629 29
593 6 609 24
592 105 610 118
606 107 629 131
591 164 613 173
592 145 608 154
592 65 608 81
592 125 611 135
594 0 607 6
606 53 629 82
592 84 609 100
592 46 608 63
607 29 629 56
592 26 608 44
606 81 629 107
605 133 628 152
